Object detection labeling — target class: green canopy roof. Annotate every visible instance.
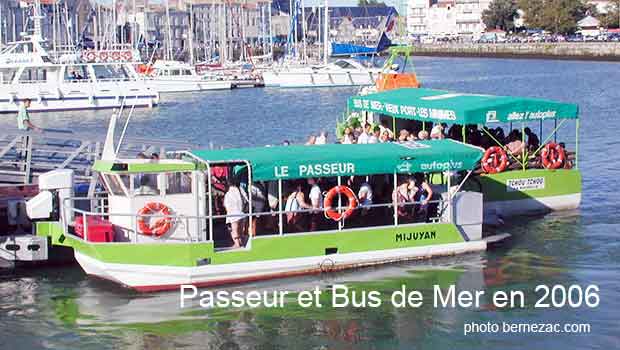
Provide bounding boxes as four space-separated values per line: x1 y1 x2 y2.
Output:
348 88 579 124
190 140 483 182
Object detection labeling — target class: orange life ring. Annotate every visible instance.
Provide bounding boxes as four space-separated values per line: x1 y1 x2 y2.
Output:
323 186 358 221
99 51 108 62
481 146 508 174
541 143 565 169
137 202 173 236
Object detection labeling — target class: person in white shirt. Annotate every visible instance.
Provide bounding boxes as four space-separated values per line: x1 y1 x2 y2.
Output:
224 179 248 248
307 178 323 231
357 123 371 144
368 126 380 144
358 179 373 217
315 131 328 145
342 127 355 144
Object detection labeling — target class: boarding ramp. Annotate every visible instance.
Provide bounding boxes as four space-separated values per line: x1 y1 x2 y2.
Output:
0 130 199 185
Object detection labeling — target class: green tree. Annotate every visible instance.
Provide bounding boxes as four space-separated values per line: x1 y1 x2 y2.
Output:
482 0 520 31
518 0 589 34
599 0 620 28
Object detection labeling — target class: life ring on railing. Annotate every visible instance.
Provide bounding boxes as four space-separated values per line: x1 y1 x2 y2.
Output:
111 51 121 61
323 186 358 221
481 146 508 174
122 51 133 61
137 202 173 237
99 51 108 62
541 143 565 169
83 50 96 62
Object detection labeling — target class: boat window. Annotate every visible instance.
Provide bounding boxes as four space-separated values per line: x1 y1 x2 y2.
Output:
182 69 192 76
334 60 354 69
170 69 181 76
133 173 161 196
92 64 130 81
0 68 18 84
103 174 129 196
166 172 192 195
64 65 89 82
19 68 48 83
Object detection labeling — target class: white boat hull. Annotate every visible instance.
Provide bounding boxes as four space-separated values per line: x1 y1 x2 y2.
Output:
263 70 379 88
0 82 159 113
145 79 232 93
483 193 581 224
75 239 489 292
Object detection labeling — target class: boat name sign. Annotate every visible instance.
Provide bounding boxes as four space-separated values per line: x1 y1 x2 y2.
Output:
506 177 545 192
351 98 458 121
274 162 356 178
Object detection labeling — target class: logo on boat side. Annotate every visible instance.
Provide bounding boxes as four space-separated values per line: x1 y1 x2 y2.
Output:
396 231 437 242
486 110 499 123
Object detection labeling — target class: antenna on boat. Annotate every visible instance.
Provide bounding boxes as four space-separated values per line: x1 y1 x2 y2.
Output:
102 110 118 161
116 96 140 155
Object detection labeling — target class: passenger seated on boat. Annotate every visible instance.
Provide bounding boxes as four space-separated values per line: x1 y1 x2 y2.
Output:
448 124 462 140
379 120 394 139
224 177 248 248
285 180 313 233
418 130 429 140
134 175 158 196
379 130 392 143
368 126 380 144
356 177 373 217
305 134 316 145
430 124 444 139
151 153 160 161
398 129 410 142
506 130 525 157
315 131 328 145
524 127 540 152
342 127 355 144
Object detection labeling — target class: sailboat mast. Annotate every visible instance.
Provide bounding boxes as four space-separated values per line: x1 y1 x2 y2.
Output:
323 0 328 64
188 0 195 65
165 0 172 60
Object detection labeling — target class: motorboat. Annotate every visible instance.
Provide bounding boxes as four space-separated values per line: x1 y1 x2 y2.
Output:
262 58 382 88
136 60 232 93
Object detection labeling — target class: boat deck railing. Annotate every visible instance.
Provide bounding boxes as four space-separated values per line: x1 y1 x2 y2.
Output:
0 130 199 186
63 196 449 245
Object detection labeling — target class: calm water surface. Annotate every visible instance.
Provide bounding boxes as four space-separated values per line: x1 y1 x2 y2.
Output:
0 57 619 350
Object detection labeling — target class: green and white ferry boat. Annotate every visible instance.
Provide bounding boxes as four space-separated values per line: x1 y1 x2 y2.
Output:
26 115 507 291
347 88 581 222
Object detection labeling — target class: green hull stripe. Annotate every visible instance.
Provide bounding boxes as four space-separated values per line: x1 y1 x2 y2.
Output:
468 169 581 202
37 222 464 267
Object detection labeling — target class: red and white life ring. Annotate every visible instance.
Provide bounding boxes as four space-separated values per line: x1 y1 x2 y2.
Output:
111 51 121 61
323 186 358 221
83 50 96 62
481 146 508 174
122 51 133 61
541 143 565 169
99 51 109 62
137 202 173 237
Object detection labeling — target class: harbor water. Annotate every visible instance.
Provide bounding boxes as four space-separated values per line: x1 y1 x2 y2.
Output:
1 56 619 349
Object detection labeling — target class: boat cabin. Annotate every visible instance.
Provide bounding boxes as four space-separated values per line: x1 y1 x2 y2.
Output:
51 140 485 250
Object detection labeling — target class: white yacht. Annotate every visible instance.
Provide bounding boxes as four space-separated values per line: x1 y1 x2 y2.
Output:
137 60 232 93
0 37 159 114
262 58 381 88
